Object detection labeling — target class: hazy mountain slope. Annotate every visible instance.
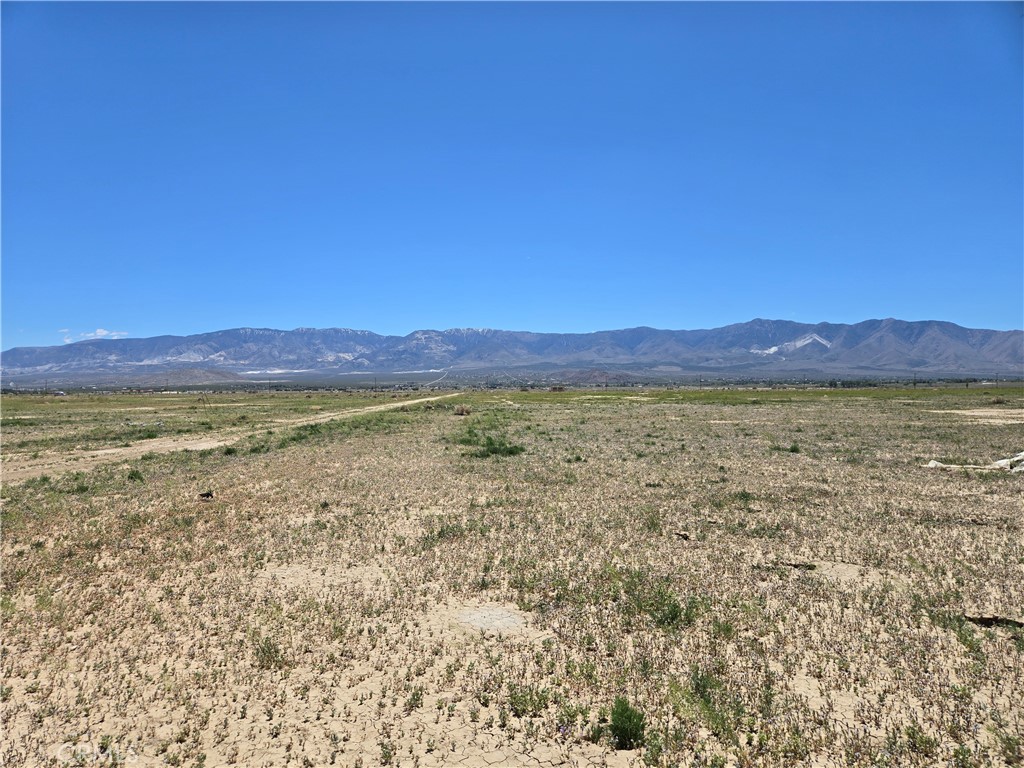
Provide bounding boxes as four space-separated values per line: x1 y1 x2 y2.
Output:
3 319 1021 383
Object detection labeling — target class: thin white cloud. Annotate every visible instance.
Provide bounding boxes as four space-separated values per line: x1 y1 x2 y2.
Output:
84 328 126 339
62 328 130 343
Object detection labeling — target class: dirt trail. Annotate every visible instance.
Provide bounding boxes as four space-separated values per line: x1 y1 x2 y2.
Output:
1 392 461 483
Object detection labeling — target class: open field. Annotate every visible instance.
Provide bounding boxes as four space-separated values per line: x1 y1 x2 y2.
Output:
0 392 454 483
2 387 1022 767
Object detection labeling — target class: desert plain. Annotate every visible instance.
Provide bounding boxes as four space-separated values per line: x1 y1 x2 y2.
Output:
1 386 1022 767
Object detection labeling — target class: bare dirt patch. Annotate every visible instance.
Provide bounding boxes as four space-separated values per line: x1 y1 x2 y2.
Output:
927 407 1024 425
448 602 553 644
258 562 386 591
810 560 894 587
2 434 242 482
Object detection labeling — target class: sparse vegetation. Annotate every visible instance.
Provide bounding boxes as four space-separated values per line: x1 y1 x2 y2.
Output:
469 434 525 457
451 412 526 457
1 386 1021 765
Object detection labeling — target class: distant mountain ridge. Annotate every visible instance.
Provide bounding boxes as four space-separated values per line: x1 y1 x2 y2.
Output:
2 319 1022 385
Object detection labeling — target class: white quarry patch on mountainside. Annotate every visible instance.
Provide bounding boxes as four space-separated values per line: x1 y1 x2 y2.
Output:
751 333 832 356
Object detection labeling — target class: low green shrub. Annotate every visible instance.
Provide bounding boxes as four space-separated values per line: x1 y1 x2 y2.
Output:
610 696 645 749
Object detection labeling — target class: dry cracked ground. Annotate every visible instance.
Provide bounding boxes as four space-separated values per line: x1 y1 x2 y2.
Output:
1 387 1022 767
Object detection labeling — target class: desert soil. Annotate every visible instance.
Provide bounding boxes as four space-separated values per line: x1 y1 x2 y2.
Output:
0 393 461 483
1 388 1022 766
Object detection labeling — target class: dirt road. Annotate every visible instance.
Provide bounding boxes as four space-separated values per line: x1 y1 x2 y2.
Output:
1 392 461 483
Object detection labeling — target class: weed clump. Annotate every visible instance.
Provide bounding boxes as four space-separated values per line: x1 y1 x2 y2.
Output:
452 413 525 458
253 636 286 670
689 665 745 745
507 683 549 718
470 435 525 458
610 697 645 749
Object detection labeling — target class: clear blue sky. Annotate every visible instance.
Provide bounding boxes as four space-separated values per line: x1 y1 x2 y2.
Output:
2 2 1021 349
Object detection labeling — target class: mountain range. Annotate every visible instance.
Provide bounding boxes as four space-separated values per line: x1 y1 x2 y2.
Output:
2 319 1022 386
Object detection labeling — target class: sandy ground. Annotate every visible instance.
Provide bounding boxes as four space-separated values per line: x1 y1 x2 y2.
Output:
3 390 1022 766
0 393 460 482
927 408 1024 425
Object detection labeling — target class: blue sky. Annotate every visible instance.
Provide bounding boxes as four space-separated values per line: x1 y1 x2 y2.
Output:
2 2 1021 349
